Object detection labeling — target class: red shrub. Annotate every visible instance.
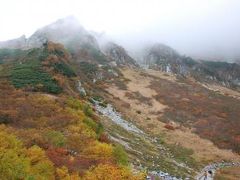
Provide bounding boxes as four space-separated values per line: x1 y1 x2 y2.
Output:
164 124 175 130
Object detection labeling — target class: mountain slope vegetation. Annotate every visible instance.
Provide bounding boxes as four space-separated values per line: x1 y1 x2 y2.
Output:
0 42 144 179
0 16 240 179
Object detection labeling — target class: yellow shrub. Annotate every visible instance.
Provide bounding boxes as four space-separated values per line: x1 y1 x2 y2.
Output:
83 164 145 180
0 126 55 180
83 141 113 159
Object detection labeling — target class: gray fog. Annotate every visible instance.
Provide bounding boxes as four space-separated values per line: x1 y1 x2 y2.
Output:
1 0 240 61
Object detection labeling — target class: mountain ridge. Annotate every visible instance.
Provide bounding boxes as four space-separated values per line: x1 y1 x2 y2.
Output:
1 16 240 179
142 43 240 90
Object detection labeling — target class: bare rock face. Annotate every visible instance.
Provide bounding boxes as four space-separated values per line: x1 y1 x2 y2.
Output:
143 43 191 75
195 61 240 88
102 42 138 67
26 16 99 51
144 43 179 65
143 43 240 90
0 17 137 67
0 16 99 51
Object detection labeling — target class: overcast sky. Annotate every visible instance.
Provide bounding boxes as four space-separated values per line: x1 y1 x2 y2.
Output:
1 0 240 60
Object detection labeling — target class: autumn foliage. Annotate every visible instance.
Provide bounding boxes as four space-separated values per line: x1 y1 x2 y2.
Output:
83 164 145 180
0 79 143 179
0 125 55 179
0 42 144 179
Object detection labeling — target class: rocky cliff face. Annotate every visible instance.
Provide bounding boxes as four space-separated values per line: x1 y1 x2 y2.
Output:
102 42 138 67
144 43 179 65
194 61 240 88
0 16 99 51
143 43 191 75
143 43 240 90
1 17 239 89
26 16 99 51
0 17 139 67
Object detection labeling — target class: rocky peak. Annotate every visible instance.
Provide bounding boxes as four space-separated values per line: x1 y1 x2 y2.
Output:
143 43 187 74
27 16 99 50
102 42 138 67
0 16 99 51
144 43 181 65
143 43 240 90
147 43 179 59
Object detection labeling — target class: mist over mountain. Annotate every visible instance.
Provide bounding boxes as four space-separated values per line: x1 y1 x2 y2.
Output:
0 16 99 52
106 31 240 63
0 16 240 90
1 2 240 179
1 0 240 62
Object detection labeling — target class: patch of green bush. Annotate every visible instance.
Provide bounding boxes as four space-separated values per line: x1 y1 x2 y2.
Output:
44 130 66 147
182 56 197 67
10 60 62 94
90 48 108 64
0 48 26 61
79 62 98 76
66 97 83 110
53 62 76 77
83 104 94 117
113 145 129 166
0 113 11 124
203 61 231 69
83 117 103 137
39 48 49 61
166 144 198 168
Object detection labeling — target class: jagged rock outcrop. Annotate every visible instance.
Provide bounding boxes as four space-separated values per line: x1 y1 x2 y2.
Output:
194 61 240 88
102 42 138 67
0 16 99 52
0 16 111 65
143 43 240 89
26 16 99 51
143 43 191 75
1 17 239 89
0 17 138 67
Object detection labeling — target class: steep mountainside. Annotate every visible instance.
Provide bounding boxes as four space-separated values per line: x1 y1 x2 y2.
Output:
143 43 179 66
101 42 139 67
143 43 240 90
97 67 240 179
27 16 99 51
1 17 240 179
193 61 240 88
0 17 139 69
0 41 144 179
0 16 98 51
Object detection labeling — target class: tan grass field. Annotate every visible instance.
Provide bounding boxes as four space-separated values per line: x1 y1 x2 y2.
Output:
215 167 240 180
105 68 240 165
